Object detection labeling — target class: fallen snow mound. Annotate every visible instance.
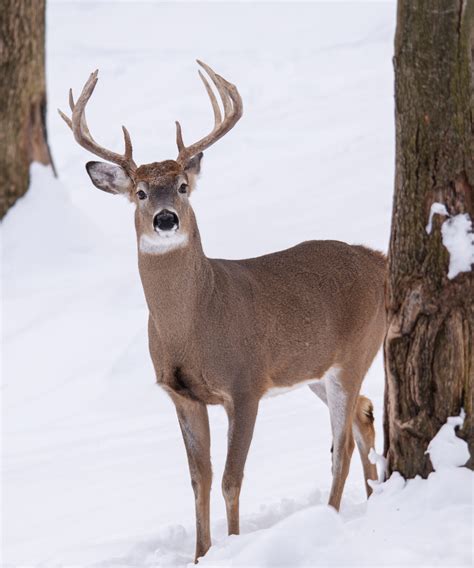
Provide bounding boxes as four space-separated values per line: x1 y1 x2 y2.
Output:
195 414 472 567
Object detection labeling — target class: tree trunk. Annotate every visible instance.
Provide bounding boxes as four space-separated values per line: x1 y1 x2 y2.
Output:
0 0 54 219
384 0 474 478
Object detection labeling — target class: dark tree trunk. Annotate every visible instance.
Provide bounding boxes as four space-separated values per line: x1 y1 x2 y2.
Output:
0 0 54 219
384 0 474 478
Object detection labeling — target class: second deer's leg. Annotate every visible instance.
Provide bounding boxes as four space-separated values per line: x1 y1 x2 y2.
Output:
353 395 378 497
174 397 212 563
325 370 358 511
222 395 259 536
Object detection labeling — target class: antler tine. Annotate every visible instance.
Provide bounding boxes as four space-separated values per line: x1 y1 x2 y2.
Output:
58 70 137 173
61 86 93 140
58 108 72 129
68 88 75 112
175 120 185 154
176 60 243 165
122 126 134 161
198 70 222 128
58 88 76 130
197 60 232 117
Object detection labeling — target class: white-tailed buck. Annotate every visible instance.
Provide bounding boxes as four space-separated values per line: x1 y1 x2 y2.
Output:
60 61 386 562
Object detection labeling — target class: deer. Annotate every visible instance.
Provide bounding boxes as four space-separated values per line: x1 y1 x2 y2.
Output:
59 61 386 563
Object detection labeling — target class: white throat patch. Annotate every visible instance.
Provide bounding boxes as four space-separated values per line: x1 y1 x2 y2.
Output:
139 232 189 255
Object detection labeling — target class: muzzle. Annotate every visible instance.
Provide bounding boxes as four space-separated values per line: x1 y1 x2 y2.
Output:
153 209 179 232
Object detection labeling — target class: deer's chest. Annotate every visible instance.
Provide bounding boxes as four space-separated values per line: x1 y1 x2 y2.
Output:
147 314 241 404
157 365 228 405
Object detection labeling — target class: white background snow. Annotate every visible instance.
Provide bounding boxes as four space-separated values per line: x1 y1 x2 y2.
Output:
2 1 472 566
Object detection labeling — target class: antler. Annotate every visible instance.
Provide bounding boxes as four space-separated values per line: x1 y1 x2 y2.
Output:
176 60 243 165
58 70 137 174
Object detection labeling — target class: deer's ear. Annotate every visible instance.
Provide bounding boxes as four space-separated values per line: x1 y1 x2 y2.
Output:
184 152 203 192
86 161 133 195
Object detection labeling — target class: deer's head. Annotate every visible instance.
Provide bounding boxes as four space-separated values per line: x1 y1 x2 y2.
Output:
59 61 242 254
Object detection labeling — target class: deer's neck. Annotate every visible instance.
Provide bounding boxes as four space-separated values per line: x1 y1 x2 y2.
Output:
137 227 213 340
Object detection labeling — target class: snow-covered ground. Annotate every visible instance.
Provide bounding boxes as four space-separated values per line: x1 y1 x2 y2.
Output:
2 2 472 567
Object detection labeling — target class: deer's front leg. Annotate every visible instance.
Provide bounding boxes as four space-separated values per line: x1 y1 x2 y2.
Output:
173 396 212 563
222 394 259 536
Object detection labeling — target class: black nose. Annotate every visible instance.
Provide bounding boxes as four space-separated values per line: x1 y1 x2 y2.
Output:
153 209 179 232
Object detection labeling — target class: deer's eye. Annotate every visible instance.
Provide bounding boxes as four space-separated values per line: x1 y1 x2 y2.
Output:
178 183 188 194
137 190 147 200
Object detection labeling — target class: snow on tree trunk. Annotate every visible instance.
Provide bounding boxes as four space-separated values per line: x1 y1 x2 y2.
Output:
384 0 474 478
0 0 55 219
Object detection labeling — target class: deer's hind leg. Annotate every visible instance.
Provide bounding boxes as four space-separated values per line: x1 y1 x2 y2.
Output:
323 368 359 511
310 378 377 503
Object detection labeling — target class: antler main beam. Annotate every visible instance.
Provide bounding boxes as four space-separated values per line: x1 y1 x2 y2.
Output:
58 70 137 173
175 60 243 165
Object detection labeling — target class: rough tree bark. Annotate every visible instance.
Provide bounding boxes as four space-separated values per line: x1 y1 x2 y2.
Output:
0 0 54 219
384 0 474 478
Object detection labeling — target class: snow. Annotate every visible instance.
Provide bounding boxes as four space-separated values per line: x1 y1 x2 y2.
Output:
426 410 470 471
442 214 474 279
368 447 388 483
426 202 474 279
426 202 449 234
199 413 473 567
2 2 472 567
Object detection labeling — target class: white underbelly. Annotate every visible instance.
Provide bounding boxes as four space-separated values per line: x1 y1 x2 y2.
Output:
263 366 340 399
